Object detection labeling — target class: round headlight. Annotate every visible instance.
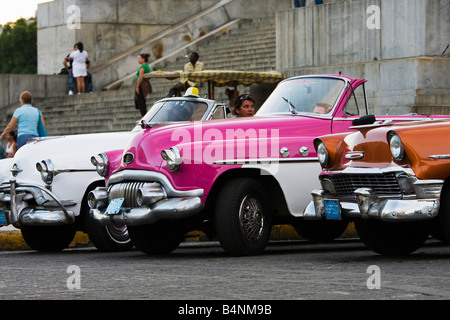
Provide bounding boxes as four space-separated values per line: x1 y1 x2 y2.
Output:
316 142 330 167
91 153 109 177
161 146 182 172
388 132 405 161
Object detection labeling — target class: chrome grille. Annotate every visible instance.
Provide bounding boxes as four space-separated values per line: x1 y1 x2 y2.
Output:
324 173 401 197
108 182 146 207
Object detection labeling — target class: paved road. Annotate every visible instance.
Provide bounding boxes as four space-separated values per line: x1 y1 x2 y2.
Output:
0 239 449 303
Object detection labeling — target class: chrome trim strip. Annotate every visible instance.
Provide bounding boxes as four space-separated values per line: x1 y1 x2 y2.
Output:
54 168 97 175
325 165 416 176
213 157 318 165
334 117 436 122
107 170 204 198
429 155 450 160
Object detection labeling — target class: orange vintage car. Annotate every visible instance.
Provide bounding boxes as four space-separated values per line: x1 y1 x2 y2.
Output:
304 119 450 255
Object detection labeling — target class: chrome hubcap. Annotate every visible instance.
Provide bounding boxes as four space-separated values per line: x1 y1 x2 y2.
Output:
239 195 264 243
106 225 130 244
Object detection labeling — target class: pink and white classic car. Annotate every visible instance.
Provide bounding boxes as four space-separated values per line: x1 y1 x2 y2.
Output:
88 74 450 256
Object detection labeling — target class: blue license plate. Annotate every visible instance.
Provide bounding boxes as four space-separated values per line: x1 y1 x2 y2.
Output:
105 198 125 215
0 210 7 225
324 200 341 220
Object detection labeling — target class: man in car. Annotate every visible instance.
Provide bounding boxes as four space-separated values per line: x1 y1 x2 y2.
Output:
233 94 256 117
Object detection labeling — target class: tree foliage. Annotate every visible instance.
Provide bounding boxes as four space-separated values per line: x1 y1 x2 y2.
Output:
0 18 37 74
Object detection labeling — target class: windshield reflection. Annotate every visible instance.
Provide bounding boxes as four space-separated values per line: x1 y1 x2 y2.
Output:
142 100 208 123
257 77 346 116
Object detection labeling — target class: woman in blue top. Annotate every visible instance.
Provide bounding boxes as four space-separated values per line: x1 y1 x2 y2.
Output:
0 91 47 149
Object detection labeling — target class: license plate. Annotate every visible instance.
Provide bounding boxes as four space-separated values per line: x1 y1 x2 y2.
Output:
0 210 7 226
324 200 341 220
105 198 125 215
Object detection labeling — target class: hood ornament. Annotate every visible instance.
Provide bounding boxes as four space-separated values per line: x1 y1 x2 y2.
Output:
345 151 365 160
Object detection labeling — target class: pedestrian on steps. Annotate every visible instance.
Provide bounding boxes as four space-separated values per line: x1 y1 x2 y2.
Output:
0 91 47 149
69 42 89 94
134 53 152 117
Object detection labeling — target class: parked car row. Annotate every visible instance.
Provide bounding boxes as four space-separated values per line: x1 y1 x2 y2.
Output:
88 74 450 256
1 74 450 256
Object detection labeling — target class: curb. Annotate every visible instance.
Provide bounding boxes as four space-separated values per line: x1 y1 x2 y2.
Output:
0 231 92 251
0 224 358 251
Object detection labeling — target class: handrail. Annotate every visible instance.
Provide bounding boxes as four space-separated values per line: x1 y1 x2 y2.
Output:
90 0 233 75
103 18 241 90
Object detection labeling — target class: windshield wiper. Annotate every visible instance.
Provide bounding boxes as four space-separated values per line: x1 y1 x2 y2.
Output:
282 97 298 115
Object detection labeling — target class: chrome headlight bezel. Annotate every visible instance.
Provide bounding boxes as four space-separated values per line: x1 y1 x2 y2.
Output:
123 152 134 165
87 187 108 209
316 141 330 167
91 153 109 177
36 159 55 185
388 131 405 162
161 146 182 172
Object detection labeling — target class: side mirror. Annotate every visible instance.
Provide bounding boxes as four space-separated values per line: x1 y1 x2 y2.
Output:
352 115 376 126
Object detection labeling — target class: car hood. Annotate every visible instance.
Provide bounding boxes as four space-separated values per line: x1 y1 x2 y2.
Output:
115 114 336 174
10 131 137 184
319 119 450 178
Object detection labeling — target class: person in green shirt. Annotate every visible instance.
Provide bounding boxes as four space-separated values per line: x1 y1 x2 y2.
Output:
134 53 152 117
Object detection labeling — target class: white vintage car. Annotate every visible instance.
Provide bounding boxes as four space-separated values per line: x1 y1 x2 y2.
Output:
0 93 228 252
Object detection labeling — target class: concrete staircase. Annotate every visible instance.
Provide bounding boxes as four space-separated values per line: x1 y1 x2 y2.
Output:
34 91 139 136
36 16 277 136
199 17 277 71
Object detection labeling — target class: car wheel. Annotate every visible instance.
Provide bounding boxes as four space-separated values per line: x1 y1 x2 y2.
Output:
292 220 349 242
85 206 133 252
215 178 272 256
355 220 429 256
128 221 184 255
21 225 76 252
437 181 450 242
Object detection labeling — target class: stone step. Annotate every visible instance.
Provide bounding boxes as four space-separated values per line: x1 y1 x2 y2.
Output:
35 17 278 136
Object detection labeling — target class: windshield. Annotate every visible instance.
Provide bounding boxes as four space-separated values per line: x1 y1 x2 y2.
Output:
142 100 209 122
257 77 346 116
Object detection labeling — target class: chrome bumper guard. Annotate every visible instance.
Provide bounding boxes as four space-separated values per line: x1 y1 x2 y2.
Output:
304 187 440 222
0 180 76 228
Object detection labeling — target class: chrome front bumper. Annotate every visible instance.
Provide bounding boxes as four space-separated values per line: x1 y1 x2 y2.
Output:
88 170 205 227
90 197 203 227
0 180 76 228
304 187 440 222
